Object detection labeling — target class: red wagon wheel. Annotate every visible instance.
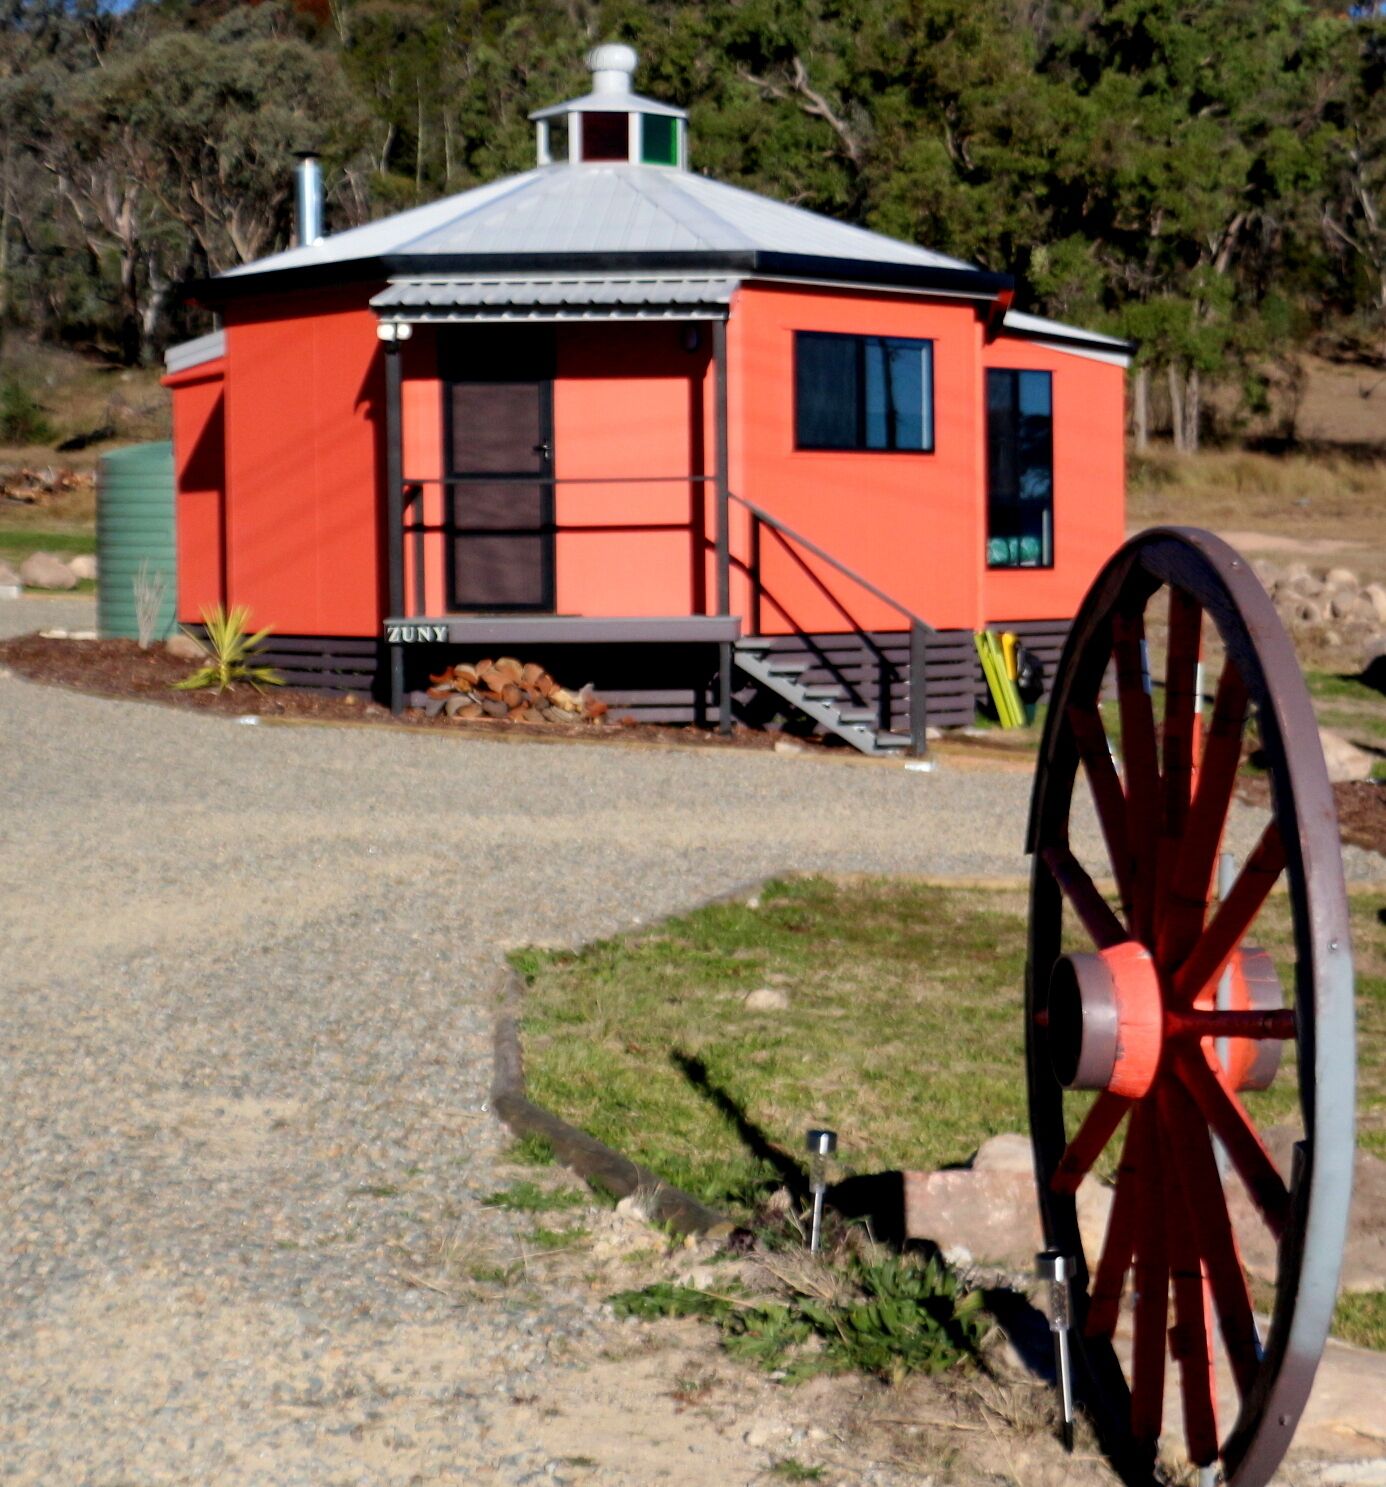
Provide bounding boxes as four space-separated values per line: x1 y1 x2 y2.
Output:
1026 527 1355 1486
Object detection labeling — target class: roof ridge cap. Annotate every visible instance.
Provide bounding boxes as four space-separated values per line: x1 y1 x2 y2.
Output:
615 164 752 252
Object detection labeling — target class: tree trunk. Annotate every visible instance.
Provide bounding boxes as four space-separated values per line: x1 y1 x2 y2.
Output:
1183 367 1201 455
1132 366 1149 453
1167 364 1185 452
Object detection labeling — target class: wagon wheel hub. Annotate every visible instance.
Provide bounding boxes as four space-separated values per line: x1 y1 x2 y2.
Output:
1048 943 1163 1098
1048 942 1291 1100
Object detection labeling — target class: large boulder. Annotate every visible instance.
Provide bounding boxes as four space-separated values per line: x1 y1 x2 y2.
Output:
1319 727 1374 784
1363 582 1386 625
19 551 79 590
0 557 21 588
1325 566 1359 590
67 553 98 581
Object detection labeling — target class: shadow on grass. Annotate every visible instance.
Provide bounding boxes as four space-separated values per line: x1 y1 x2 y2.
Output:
670 1050 812 1207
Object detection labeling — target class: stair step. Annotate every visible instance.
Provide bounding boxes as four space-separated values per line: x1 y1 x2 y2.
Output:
799 684 845 700
763 660 811 677
837 707 878 723
874 733 911 750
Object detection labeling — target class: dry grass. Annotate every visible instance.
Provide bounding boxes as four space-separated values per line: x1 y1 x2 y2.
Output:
1129 447 1386 574
1 338 169 461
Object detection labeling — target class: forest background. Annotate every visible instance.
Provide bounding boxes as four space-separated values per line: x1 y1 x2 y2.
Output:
0 0 1382 453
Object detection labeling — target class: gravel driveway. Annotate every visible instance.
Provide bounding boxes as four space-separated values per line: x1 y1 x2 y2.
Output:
1 597 1380 1486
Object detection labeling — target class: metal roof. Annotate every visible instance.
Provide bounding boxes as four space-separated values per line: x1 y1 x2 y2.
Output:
217 164 980 282
529 90 686 121
1000 309 1134 365
372 274 736 322
163 329 226 374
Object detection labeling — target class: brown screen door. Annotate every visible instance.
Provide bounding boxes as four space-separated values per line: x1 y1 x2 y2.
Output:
447 376 554 611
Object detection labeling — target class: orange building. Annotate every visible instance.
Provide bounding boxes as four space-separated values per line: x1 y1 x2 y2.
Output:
167 45 1130 752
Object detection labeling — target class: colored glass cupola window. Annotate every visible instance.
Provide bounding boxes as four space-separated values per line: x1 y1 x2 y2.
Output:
531 43 688 168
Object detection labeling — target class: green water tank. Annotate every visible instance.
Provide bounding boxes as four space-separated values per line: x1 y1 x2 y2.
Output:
97 441 176 641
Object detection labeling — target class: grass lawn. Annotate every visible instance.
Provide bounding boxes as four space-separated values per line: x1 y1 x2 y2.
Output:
513 874 1386 1344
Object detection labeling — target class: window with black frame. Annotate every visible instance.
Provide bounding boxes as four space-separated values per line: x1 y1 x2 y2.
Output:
986 368 1053 569
795 331 934 452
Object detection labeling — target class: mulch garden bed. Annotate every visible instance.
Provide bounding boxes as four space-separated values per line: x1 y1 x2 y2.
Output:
0 634 828 754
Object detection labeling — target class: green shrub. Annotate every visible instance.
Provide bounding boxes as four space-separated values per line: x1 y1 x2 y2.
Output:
0 377 55 444
612 1251 987 1384
172 605 283 694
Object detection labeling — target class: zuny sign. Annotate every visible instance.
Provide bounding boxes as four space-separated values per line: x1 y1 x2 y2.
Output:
385 623 449 643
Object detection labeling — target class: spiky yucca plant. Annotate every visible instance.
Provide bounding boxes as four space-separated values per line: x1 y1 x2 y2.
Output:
172 605 284 694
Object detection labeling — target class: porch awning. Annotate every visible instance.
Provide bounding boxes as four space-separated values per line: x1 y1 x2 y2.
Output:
370 274 736 323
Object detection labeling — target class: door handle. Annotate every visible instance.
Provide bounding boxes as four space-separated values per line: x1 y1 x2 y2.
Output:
532 440 552 460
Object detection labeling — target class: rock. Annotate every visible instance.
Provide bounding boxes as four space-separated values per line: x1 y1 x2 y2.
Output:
743 986 789 1012
1326 566 1359 590
19 551 79 590
1362 637 1386 696
971 1132 1035 1175
1319 728 1374 784
0 558 21 587
67 553 98 581
773 738 806 756
743 1419 789 1450
1224 1126 1386 1291
165 632 207 661
903 1168 1041 1265
1364 583 1386 625
1291 573 1325 598
903 1151 1113 1267
1327 589 1376 623
1285 561 1311 584
1291 599 1325 629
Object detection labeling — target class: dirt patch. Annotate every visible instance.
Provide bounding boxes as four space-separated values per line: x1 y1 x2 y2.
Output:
0 633 834 754
1239 776 1386 858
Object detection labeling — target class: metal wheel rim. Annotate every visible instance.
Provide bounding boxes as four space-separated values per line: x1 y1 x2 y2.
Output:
1024 526 1355 1486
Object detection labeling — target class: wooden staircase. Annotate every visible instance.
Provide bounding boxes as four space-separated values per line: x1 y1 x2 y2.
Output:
734 638 913 757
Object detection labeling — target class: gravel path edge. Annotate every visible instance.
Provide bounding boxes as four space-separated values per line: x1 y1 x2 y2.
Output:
490 966 738 1239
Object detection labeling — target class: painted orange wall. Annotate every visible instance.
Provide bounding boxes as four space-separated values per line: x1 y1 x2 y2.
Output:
400 331 446 615
980 335 1126 624
553 322 711 617
164 360 226 624
730 283 986 635
221 287 385 636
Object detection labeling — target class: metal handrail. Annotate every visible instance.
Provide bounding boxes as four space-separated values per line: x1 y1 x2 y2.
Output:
727 491 935 635
725 490 932 757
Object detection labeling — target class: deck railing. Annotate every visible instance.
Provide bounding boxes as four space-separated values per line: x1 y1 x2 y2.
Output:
724 491 934 756
389 475 935 754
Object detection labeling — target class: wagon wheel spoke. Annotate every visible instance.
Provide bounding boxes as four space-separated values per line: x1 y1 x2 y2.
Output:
1084 1112 1142 1340
1159 663 1250 969
1051 1089 1132 1196
1157 590 1203 879
1158 1089 1221 1466
1175 1047 1290 1238
1068 702 1135 924
1129 1104 1168 1445
1171 821 1286 1007
1164 1077 1262 1399
1040 844 1127 950
1112 611 1161 940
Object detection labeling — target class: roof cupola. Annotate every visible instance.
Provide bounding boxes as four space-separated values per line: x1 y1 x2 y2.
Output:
530 45 688 169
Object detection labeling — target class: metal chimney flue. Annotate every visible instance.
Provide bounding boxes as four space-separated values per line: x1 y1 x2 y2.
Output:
294 152 324 247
